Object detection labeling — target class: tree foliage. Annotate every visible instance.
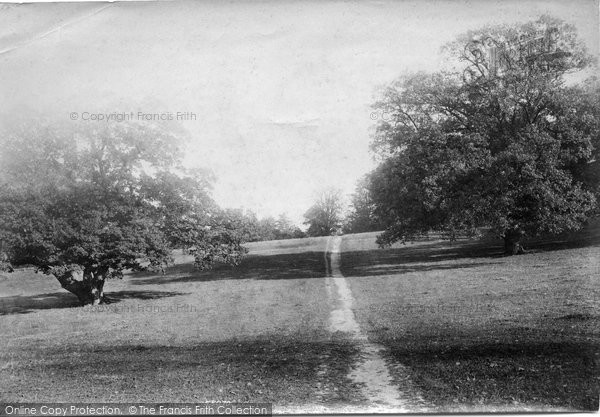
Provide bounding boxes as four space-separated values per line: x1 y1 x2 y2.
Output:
343 175 385 233
303 188 345 237
369 16 598 253
0 119 247 304
274 214 307 240
217 209 305 242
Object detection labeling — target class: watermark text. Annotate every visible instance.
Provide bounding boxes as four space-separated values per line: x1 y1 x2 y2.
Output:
69 112 197 122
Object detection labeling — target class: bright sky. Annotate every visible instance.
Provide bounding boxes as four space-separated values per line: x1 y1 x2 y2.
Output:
0 0 598 225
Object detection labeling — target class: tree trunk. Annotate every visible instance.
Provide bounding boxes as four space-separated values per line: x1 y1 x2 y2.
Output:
53 268 107 305
503 229 526 255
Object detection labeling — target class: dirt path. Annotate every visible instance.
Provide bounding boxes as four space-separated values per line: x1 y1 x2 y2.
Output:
325 235 426 412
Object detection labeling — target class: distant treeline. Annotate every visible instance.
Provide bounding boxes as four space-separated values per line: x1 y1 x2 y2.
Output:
218 209 306 242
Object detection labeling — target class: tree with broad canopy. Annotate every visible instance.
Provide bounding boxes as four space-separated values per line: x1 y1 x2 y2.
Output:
0 119 247 305
368 16 599 254
303 188 345 237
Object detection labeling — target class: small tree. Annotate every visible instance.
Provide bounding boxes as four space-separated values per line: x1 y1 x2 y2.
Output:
0 120 247 305
303 188 345 237
369 16 598 254
274 214 306 239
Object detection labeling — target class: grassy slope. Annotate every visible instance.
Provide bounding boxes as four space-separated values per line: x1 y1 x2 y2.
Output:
0 236 362 406
1 230 598 411
341 230 600 411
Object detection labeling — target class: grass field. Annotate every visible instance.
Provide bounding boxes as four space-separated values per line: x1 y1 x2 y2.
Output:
341 229 599 411
0 229 598 411
0 237 364 408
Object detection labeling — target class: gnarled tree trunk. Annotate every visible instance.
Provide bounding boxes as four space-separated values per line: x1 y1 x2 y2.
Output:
53 268 107 305
503 228 526 255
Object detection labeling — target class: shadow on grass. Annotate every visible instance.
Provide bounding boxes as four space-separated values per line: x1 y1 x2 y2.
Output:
130 228 600 285
1 338 363 405
0 292 80 315
130 251 328 285
341 240 503 278
524 234 600 253
131 241 506 285
341 231 600 278
385 340 599 411
0 290 187 315
103 290 188 304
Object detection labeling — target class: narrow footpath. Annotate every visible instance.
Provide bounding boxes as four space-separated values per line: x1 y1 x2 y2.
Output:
276 235 426 414
325 235 426 413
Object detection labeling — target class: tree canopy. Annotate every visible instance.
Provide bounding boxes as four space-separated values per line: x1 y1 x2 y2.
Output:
303 188 345 237
343 175 385 234
368 16 599 253
217 209 305 242
0 119 246 305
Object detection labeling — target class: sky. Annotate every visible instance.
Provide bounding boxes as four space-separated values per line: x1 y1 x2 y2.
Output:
0 0 598 225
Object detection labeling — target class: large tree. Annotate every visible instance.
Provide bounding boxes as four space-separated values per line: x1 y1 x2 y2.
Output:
369 16 599 254
0 119 247 305
303 188 345 237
